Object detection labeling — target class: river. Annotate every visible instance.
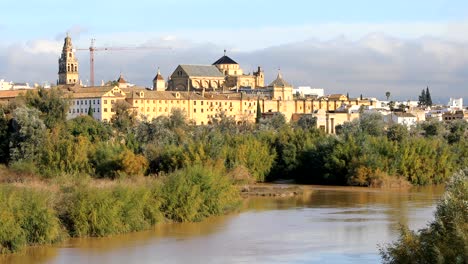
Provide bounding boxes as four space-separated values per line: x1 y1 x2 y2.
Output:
1 185 444 264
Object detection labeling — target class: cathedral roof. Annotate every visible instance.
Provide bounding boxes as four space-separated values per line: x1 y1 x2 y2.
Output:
179 65 224 77
268 71 292 88
212 55 238 65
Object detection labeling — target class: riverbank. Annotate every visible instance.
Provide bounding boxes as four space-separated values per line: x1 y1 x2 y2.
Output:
0 165 240 254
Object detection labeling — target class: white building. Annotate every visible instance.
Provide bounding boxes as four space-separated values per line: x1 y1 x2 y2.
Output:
0 79 13 90
384 112 418 128
448 98 463 110
294 86 324 97
12 83 32 90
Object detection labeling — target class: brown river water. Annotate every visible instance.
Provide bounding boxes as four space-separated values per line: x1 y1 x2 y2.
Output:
1 185 445 264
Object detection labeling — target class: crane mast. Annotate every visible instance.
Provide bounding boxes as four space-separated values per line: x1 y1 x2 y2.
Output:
90 38 96 86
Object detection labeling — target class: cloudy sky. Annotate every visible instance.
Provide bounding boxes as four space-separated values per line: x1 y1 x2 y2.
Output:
2 0 468 102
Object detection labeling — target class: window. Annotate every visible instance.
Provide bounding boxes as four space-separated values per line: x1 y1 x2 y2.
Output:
97 108 100 113
201 109 204 113
159 107 162 112
194 108 197 113
135 100 138 104
111 100 115 104
85 101 87 105
201 101 204 105
111 108 115 113
104 100 107 104
93 100 95 104
194 101 197 105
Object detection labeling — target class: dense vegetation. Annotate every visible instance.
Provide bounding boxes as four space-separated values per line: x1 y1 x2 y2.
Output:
0 88 466 253
1 88 466 185
380 169 468 263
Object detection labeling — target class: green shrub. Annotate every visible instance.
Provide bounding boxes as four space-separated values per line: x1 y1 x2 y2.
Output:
160 165 240 222
60 182 162 237
0 186 62 253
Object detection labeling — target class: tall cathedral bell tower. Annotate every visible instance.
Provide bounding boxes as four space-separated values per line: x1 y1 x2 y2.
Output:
58 33 79 85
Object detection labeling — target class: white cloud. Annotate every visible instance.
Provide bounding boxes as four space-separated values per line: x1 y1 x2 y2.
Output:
1 25 468 103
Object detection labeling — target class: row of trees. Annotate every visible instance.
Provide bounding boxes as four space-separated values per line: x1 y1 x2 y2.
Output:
0 88 466 185
418 86 433 107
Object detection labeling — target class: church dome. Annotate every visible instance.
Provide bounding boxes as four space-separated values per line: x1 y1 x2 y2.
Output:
268 71 291 88
212 50 238 65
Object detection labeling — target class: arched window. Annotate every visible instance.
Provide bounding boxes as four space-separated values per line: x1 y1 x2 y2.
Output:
69 53 72 57
75 66 77 71
68 65 70 71
71 64 74 71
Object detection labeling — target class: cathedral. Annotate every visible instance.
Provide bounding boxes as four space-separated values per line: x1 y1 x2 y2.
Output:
167 51 264 91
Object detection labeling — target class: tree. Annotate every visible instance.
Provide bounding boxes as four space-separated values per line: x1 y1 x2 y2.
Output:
296 115 317 130
387 124 409 141
259 112 286 130
388 101 395 111
25 87 69 129
359 112 385 137
380 169 468 263
385 91 391 100
398 103 406 112
418 88 431 107
255 98 262 124
418 89 426 106
9 107 46 163
111 100 137 132
87 104 93 117
425 86 432 107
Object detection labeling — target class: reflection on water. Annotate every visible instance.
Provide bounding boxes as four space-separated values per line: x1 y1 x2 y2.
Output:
1 185 444 264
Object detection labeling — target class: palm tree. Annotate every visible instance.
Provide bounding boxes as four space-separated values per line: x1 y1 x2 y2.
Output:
385 91 391 100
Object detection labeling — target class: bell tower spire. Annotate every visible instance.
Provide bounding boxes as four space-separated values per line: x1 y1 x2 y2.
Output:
58 34 79 85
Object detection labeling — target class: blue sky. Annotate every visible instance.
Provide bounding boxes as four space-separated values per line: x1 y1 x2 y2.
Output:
2 0 468 101
3 0 467 41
